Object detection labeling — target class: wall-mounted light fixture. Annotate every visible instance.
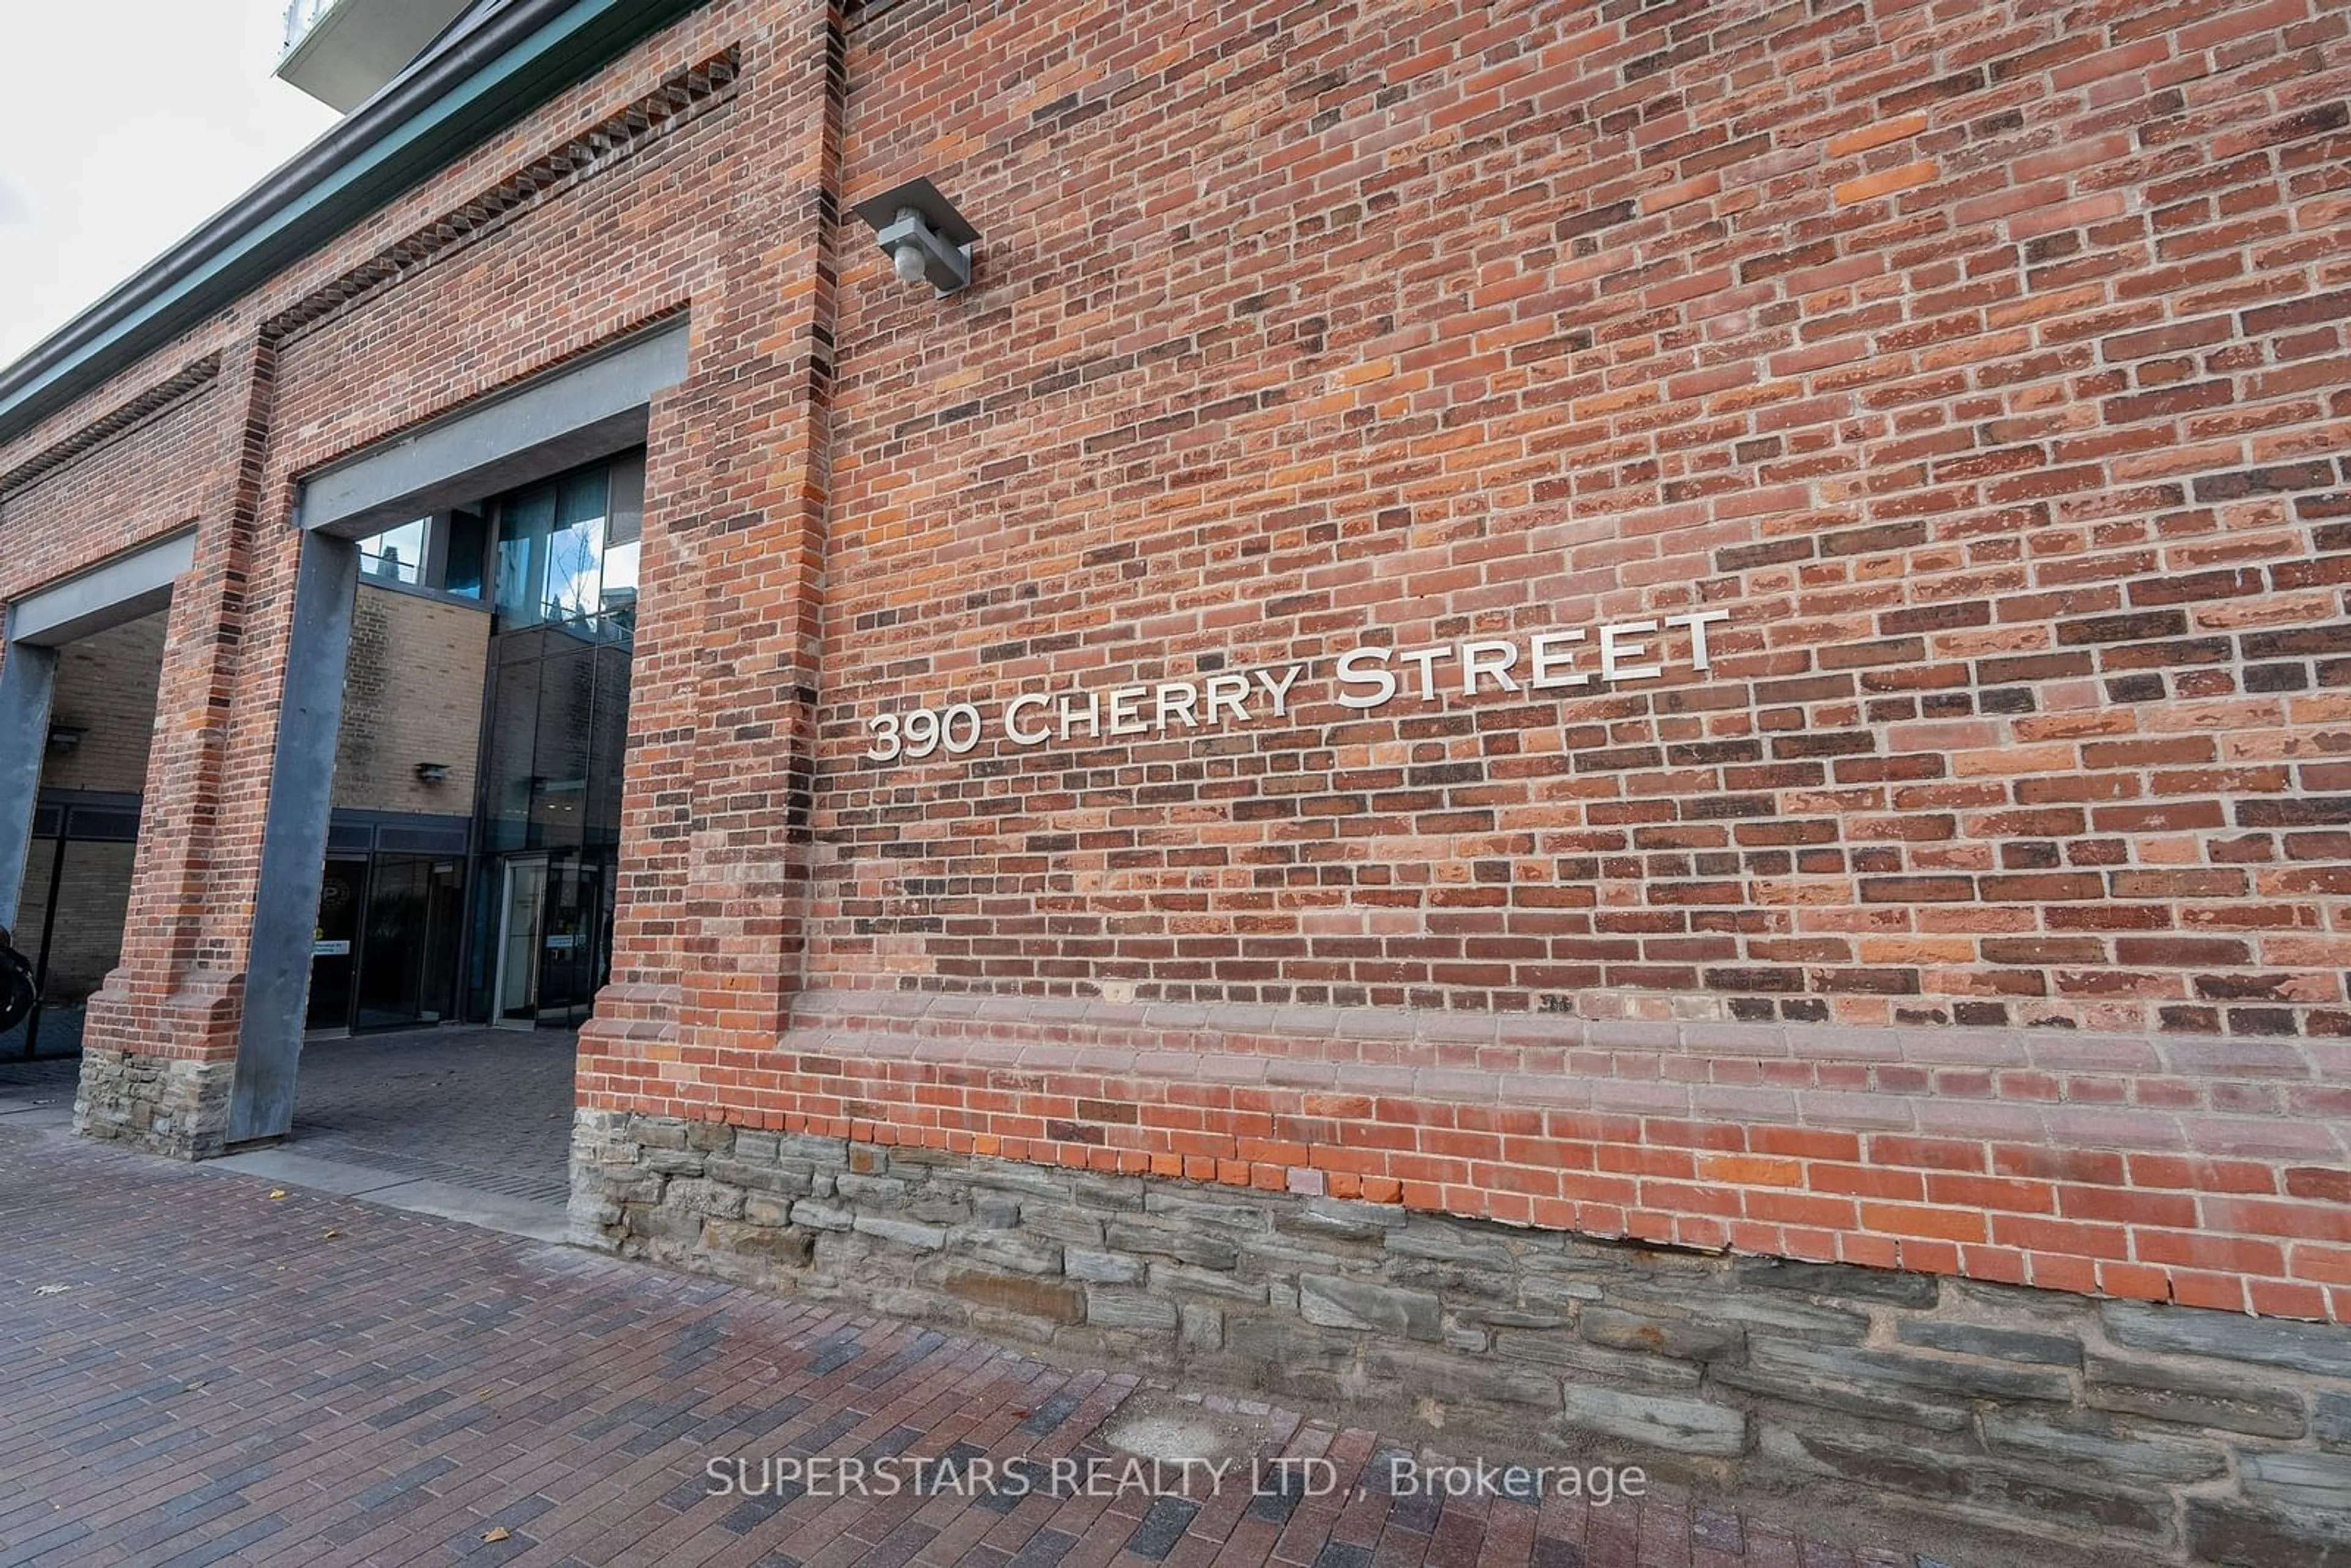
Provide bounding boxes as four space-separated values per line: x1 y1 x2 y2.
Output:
414 762 451 785
45 725 86 757
853 178 978 296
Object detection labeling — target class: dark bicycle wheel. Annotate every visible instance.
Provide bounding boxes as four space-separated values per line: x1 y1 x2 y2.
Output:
0 932 37 1033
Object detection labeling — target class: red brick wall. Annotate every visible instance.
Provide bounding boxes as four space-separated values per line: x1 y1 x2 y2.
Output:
790 0 2351 1321
598 990 2344 1322
0 387 215 606
812 0 2351 1040
2 0 2345 1318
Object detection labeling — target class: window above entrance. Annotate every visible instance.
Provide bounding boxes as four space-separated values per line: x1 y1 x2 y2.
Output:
490 454 643 643
358 518 426 585
348 448 640 627
353 507 490 602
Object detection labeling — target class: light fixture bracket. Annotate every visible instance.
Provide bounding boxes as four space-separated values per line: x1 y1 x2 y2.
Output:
852 177 978 296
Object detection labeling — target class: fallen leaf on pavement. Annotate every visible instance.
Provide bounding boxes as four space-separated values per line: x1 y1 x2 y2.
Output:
267 1188 288 1199
34 1284 69 1296
481 1527 511 1543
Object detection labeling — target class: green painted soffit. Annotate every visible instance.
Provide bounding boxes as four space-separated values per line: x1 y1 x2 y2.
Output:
0 0 709 451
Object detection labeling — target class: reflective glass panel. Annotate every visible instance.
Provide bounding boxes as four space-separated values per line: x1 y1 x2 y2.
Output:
359 518 427 586
495 487 557 627
546 471 607 623
481 655 544 852
530 643 596 851
351 855 465 1030
600 538 640 634
444 508 489 599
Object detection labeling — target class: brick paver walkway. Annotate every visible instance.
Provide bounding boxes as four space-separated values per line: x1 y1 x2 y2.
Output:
0 1052 81 1098
278 1029 578 1205
0 1115 2022 1568
0 1026 576 1205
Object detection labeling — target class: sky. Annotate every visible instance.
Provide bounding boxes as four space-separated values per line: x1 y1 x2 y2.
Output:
0 0 339 367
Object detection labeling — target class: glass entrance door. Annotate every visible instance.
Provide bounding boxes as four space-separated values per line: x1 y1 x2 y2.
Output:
536 856 603 1024
307 856 368 1033
493 855 548 1028
351 855 465 1031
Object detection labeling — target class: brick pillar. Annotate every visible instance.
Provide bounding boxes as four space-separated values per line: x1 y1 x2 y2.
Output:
76 339 280 1157
579 1 845 1108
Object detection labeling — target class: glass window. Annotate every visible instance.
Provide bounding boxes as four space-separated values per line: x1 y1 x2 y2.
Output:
599 453 643 634
531 643 597 850
546 470 609 623
480 655 544 853
493 467 620 631
444 508 489 600
358 518 427 585
600 536 640 631
495 486 557 627
353 853 465 1029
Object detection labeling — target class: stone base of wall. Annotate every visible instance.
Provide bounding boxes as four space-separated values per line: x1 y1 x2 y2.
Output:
574 1109 2351 1566
74 1049 234 1159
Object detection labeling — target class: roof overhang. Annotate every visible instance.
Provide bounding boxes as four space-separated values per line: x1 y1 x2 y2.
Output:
278 0 484 114
0 0 708 453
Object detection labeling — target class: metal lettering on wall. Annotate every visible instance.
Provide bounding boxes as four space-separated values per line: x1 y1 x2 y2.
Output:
862 610 1730 764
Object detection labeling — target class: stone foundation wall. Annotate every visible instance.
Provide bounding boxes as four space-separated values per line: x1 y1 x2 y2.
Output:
574 1108 2351 1566
582 994 2351 1324
73 1049 234 1160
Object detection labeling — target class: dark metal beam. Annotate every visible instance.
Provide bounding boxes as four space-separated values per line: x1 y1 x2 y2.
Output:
228 532 360 1144
0 624 59 934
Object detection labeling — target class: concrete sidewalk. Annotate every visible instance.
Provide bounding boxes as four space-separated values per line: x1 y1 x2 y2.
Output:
0 1114 2030 1567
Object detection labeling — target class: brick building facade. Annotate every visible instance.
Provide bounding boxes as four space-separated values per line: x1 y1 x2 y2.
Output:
13 613 165 1019
1 0 2347 1558
334 588 492 813
42 612 168 798
1 580 490 1054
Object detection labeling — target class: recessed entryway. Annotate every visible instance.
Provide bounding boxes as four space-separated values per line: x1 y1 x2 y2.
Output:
0 531 190 1075
1 608 168 1063
228 321 683 1147
216 1024 576 1240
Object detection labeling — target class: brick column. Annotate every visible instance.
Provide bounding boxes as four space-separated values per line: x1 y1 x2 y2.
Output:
579 1 845 1106
76 339 280 1157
